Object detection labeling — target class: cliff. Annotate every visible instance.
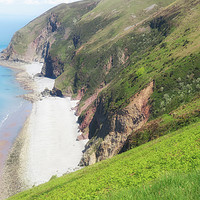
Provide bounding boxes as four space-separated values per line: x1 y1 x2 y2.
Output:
80 82 153 165
3 0 200 166
1 1 99 62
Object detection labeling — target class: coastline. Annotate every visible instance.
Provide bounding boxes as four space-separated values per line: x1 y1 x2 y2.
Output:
0 60 34 199
0 60 87 199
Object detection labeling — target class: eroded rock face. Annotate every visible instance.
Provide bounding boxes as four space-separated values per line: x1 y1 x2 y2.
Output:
41 54 64 78
2 13 60 63
80 82 154 166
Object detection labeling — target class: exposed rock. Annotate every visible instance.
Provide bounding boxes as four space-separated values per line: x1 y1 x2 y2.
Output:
77 83 108 115
79 82 154 166
76 87 86 101
41 88 51 97
50 87 63 97
76 84 109 140
40 87 63 98
42 54 64 78
77 133 89 141
78 106 96 138
47 13 59 33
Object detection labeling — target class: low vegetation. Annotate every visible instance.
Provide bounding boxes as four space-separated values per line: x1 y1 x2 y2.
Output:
101 170 200 200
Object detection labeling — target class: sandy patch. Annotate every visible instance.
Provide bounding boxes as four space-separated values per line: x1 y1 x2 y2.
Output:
24 62 43 78
21 97 87 187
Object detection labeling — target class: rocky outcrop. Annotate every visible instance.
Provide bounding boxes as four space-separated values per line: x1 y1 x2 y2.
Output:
41 54 64 78
77 106 96 141
79 82 154 166
41 87 63 97
50 87 63 97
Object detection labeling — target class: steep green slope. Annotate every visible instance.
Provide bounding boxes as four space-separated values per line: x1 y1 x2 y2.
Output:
93 0 200 116
53 0 176 95
8 118 200 199
78 0 200 165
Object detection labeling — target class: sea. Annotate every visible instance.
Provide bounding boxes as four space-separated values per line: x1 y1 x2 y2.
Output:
0 44 32 173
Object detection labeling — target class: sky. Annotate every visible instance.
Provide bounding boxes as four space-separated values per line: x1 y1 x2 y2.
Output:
0 0 80 45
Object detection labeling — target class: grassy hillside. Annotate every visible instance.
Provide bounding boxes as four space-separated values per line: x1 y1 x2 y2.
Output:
8 117 200 199
101 170 200 200
54 0 200 118
75 0 200 165
97 0 200 116
53 0 176 95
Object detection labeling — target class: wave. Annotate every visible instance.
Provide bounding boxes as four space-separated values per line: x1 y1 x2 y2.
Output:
0 100 26 129
0 114 10 129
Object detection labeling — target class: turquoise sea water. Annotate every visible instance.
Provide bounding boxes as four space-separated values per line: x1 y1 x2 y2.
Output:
0 45 26 128
0 44 32 173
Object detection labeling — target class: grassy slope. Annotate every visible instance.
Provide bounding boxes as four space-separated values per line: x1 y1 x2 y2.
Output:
101 170 200 200
80 0 175 51
76 0 200 153
100 0 200 117
8 116 200 199
54 0 176 94
57 0 200 122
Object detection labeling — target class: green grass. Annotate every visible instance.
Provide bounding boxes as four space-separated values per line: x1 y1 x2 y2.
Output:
91 0 200 122
101 170 200 200
81 0 175 51
8 120 200 199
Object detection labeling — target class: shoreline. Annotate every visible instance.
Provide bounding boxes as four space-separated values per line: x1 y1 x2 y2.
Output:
0 100 32 178
0 60 87 199
0 60 34 199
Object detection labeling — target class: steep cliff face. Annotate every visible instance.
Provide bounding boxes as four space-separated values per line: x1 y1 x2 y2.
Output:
2 1 99 65
2 12 60 62
80 82 153 165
